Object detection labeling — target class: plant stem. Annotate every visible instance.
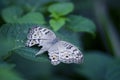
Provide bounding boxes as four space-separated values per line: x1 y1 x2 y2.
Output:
93 0 120 57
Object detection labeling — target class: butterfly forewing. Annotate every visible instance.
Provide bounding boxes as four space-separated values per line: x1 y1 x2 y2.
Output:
27 27 56 40
26 26 57 47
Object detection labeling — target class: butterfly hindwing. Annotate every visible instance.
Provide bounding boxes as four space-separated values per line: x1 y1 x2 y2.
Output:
48 41 83 65
58 41 83 64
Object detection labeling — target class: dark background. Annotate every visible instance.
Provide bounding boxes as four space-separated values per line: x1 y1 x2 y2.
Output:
0 0 120 80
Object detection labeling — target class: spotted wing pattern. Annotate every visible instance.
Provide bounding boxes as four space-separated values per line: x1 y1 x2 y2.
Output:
27 27 56 40
26 26 57 55
48 41 83 65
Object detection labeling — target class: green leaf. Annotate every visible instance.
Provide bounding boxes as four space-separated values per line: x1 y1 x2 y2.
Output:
14 47 49 62
0 62 15 69
66 15 96 35
18 12 46 24
0 63 24 80
48 2 74 17
10 53 51 80
1 6 46 24
105 59 120 80
76 51 113 80
49 18 66 31
0 24 43 57
1 6 23 23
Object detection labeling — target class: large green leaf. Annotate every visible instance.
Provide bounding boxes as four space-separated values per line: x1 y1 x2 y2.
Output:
0 24 43 57
66 15 96 35
105 59 120 80
0 63 24 80
0 24 51 63
18 12 46 24
49 18 66 31
76 51 113 80
1 6 23 23
48 2 74 17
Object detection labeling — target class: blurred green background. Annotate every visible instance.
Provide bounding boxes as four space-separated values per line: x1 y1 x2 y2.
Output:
0 0 120 80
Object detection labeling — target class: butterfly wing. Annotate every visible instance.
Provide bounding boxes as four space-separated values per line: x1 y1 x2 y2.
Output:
26 39 39 47
48 42 61 65
27 27 43 40
26 26 58 55
48 51 60 65
26 26 57 47
58 41 83 64
48 41 83 65
27 27 56 40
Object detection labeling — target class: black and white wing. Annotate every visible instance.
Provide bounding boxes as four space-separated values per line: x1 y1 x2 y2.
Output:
26 26 57 55
48 41 83 65
58 41 83 64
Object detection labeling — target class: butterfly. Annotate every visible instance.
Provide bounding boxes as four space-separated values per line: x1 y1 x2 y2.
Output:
26 26 83 65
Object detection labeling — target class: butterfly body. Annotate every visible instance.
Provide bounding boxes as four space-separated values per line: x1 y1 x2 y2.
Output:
26 26 83 65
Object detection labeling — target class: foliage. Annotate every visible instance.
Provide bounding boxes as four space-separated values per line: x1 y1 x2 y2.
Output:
66 15 96 35
76 51 114 80
0 0 119 80
0 62 24 80
2 6 45 24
